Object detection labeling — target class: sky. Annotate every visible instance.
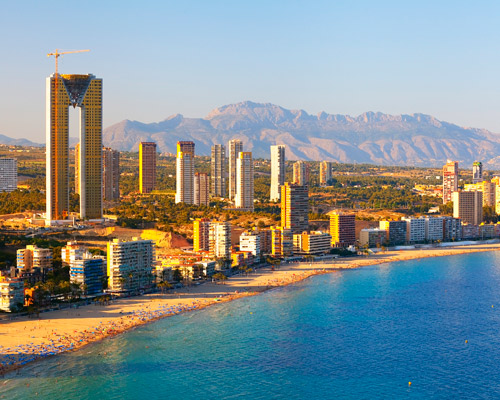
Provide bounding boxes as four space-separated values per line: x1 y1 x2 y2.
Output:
1 0 499 142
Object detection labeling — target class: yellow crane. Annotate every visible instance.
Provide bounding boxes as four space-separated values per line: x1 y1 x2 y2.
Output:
46 49 89 219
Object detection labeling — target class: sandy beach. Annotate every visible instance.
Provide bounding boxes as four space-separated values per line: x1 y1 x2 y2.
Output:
1 242 499 374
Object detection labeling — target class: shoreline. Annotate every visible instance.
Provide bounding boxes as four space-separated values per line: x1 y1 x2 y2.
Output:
1 242 500 375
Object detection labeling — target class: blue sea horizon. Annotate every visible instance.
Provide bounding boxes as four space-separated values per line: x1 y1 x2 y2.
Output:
2 251 500 399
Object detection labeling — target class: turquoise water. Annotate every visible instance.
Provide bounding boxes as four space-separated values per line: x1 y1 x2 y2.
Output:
3 252 500 399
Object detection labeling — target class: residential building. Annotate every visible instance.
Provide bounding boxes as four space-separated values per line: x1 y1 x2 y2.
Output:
69 252 105 296
235 152 254 210
472 161 483 184
462 224 480 240
270 145 286 202
464 181 495 207
293 231 332 255
281 182 309 234
194 172 210 206
453 191 483 225
359 228 387 248
271 226 293 257
75 143 80 195
480 223 496 239
209 221 231 259
402 217 426 243
425 217 444 242
0 158 17 192
239 231 261 256
442 160 458 204
442 217 462 241
379 220 407 246
259 229 273 255
139 142 157 194
193 218 211 252
102 147 120 200
61 241 85 266
0 277 24 312
46 73 103 221
107 238 155 293
330 212 356 247
211 144 226 197
320 161 332 186
228 139 243 200
175 141 195 203
17 245 53 272
293 161 309 186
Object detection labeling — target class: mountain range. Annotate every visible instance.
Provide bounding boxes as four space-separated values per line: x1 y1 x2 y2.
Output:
102 101 500 168
3 101 500 168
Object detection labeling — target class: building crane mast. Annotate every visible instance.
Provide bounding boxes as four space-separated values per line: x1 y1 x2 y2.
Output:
46 49 90 220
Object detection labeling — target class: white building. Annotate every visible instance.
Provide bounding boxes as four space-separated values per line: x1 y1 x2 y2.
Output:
228 139 243 201
240 231 261 256
270 145 285 202
0 158 17 192
175 141 195 204
107 238 155 293
402 217 426 243
209 221 232 259
235 152 254 210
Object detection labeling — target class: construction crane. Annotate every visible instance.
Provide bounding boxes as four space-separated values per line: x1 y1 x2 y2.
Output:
46 49 89 220
47 49 90 76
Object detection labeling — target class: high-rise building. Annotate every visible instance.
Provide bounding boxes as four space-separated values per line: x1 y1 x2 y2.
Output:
228 139 243 200
74 143 80 195
270 226 293 257
442 160 458 204
359 228 387 248
270 145 286 202
379 220 407 246
329 212 355 248
17 245 53 272
401 217 426 243
107 238 155 293
103 147 120 200
472 161 483 184
320 161 332 186
293 161 309 186
139 142 157 194
464 181 495 207
175 141 195 204
281 182 309 234
193 218 211 252
425 216 444 242
194 172 210 206
0 158 17 192
239 231 261 256
235 152 254 210
293 231 332 255
211 144 226 197
209 221 231 259
46 74 103 221
0 277 24 313
69 252 104 296
453 191 483 225
61 241 85 266
442 216 462 241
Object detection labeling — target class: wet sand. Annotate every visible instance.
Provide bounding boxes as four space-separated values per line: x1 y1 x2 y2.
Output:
1 242 499 374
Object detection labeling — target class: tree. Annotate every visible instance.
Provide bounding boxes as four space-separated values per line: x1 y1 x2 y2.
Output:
213 272 227 284
173 268 183 283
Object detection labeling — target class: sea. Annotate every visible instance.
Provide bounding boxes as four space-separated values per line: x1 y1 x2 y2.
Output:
3 251 500 399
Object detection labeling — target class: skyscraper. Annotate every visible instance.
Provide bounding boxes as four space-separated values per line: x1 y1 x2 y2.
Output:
194 172 210 206
209 220 232 259
235 152 254 211
472 161 483 184
228 139 243 201
453 191 483 225
139 142 157 194
0 158 17 192
193 218 211 252
270 145 286 202
442 160 458 204
175 141 195 204
330 212 356 247
293 161 309 186
320 161 332 186
281 182 309 234
211 144 226 197
103 147 120 201
46 73 102 221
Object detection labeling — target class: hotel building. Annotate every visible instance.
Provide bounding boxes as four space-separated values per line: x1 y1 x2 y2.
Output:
270 145 286 202
139 142 157 194
209 221 231 259
69 252 105 296
0 277 24 312
103 147 120 200
293 161 309 186
239 231 261 256
379 220 407 246
453 191 483 225
211 144 226 197
281 183 309 234
293 231 332 255
442 160 458 204
47 73 102 221
193 218 211 252
194 172 210 206
330 212 356 248
271 226 293 257
320 161 332 186
235 152 254 211
175 141 195 204
17 245 53 272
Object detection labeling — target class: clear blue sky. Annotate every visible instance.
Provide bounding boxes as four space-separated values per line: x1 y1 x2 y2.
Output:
1 0 499 141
